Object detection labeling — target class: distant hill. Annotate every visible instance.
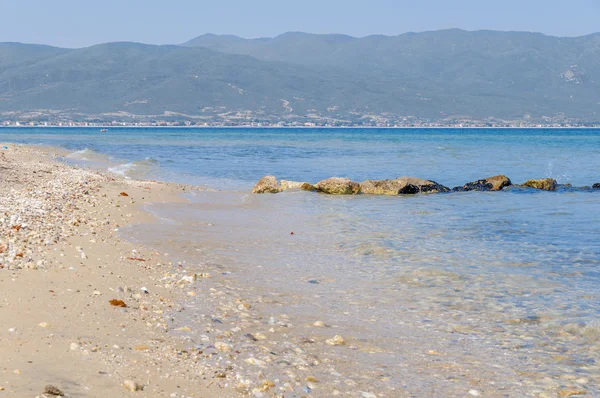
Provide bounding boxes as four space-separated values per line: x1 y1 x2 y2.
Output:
1 30 600 124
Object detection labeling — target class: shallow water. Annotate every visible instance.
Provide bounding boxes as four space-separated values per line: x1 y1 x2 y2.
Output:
2 127 600 396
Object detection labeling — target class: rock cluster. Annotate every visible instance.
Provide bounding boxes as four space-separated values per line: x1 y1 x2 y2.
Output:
252 174 600 195
252 174 511 195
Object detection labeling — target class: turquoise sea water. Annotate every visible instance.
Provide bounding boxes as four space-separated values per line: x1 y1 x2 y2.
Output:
2 127 600 396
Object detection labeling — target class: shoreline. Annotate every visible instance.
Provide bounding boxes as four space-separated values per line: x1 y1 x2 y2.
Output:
0 144 236 397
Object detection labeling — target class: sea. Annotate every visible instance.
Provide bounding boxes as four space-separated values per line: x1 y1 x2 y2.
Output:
1 127 599 397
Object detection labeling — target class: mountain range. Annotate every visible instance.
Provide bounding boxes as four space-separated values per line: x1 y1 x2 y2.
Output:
1 29 599 124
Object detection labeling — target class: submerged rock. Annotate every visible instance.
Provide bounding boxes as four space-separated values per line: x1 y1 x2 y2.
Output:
454 175 512 192
252 176 281 194
315 177 361 195
522 178 557 191
361 177 449 195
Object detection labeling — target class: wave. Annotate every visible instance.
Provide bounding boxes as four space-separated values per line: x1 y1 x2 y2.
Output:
66 148 96 161
108 157 159 179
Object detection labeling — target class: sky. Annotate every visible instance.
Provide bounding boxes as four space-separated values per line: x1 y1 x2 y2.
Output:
1 0 599 48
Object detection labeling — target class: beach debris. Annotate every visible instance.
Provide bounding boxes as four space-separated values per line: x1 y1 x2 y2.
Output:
134 344 150 351
11 224 21 231
326 335 345 346
109 299 127 307
43 385 64 396
315 177 361 195
252 176 282 193
141 287 149 294
127 257 146 262
360 393 377 398
119 192 129 197
522 178 557 191
38 322 51 329
123 380 141 392
70 342 79 351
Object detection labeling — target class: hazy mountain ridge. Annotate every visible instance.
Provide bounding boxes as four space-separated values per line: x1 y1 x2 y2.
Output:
1 30 600 124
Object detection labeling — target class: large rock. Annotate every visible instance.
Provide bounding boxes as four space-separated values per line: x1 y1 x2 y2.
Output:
315 177 361 195
252 176 281 193
280 180 316 191
522 178 557 191
593 183 600 189
360 177 449 195
454 175 512 192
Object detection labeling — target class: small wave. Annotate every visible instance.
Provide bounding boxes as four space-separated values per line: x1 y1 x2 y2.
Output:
66 148 95 160
108 158 159 179
108 162 135 177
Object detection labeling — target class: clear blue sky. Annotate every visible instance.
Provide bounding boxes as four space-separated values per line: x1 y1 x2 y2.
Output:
1 0 599 48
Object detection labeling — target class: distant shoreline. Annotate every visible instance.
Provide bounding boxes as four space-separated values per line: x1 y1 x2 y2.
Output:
2 125 600 130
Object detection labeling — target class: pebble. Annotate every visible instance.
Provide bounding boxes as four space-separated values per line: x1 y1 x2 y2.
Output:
326 335 345 346
313 321 326 327
468 389 481 397
123 380 141 392
70 342 79 351
215 342 233 352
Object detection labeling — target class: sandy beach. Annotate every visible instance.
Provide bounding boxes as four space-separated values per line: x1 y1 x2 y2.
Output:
0 144 237 397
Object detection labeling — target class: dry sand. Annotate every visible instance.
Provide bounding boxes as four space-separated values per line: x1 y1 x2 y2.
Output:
0 144 238 397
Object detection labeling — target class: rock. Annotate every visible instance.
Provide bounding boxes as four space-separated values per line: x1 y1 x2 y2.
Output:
454 175 512 192
360 177 449 195
252 176 281 194
280 180 312 191
592 183 600 189
43 385 64 396
123 380 141 392
468 390 481 397
522 178 557 191
300 182 317 191
316 177 361 195
326 335 345 346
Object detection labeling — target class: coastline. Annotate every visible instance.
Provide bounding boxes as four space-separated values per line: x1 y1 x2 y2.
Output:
0 144 236 397
2 126 600 129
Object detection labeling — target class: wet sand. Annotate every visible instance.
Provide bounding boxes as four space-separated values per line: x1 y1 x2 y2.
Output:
0 144 236 397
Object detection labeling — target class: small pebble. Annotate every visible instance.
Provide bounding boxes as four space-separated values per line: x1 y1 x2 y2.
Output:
326 335 345 346
123 380 141 392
